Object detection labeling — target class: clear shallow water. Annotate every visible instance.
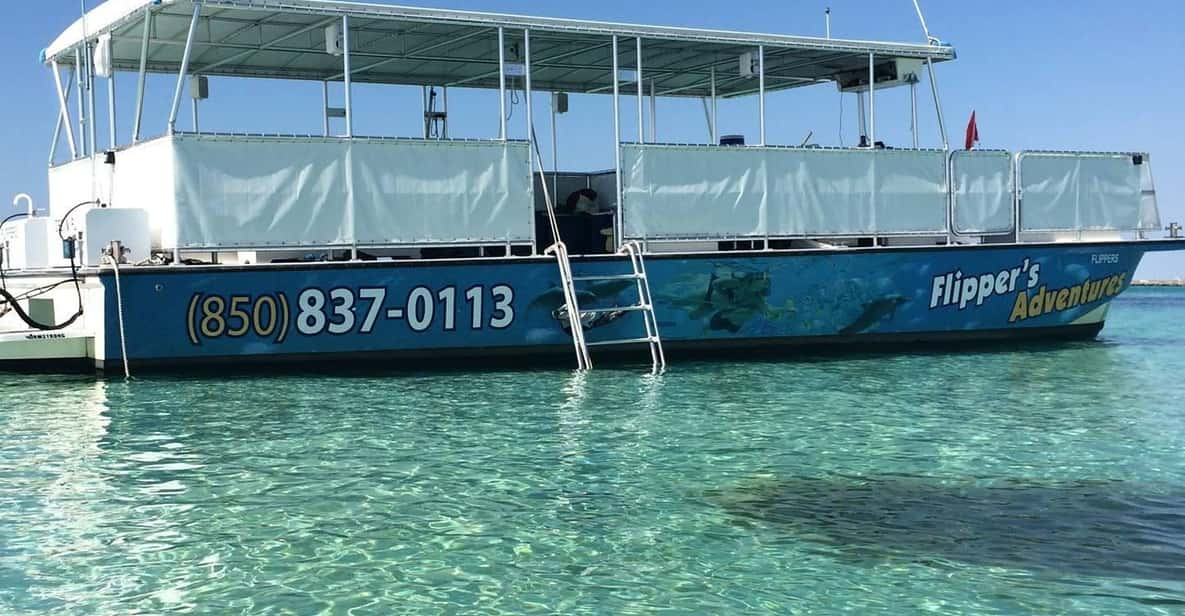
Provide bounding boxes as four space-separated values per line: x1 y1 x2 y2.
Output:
1 288 1184 615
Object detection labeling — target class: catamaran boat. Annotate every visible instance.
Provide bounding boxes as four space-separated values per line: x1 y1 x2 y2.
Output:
1 0 1181 373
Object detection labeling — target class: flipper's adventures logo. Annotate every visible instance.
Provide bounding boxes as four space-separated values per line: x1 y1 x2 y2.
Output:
929 258 1041 310
928 258 1127 323
1007 274 1127 323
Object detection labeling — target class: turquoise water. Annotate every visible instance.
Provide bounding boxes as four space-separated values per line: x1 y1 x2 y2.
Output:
2 288 1184 614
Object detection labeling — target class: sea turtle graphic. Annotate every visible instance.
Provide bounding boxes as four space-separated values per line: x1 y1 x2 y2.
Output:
659 266 796 334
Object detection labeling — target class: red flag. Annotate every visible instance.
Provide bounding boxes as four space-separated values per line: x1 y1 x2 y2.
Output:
964 111 979 150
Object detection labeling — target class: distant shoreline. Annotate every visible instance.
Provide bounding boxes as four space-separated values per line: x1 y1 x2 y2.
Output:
1133 280 1185 287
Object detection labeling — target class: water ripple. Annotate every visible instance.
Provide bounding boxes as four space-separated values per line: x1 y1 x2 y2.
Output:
0 289 1182 614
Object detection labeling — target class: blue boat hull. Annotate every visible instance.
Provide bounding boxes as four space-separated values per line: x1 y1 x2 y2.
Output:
93 241 1176 370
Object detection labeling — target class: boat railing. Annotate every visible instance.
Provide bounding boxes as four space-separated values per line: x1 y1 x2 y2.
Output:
1014 150 1159 236
55 131 538 255
616 144 1160 246
619 143 951 242
949 149 1014 237
163 131 515 146
41 138 1162 263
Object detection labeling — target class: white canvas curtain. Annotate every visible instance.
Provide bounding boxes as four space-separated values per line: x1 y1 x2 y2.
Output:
951 150 1013 234
161 134 533 248
622 145 948 240
1019 152 1153 232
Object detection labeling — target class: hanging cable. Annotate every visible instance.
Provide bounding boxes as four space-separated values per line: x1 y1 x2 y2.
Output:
426 87 439 139
0 200 95 331
0 211 28 232
506 78 520 123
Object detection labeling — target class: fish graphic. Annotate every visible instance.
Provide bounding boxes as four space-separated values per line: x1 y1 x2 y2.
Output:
839 295 907 335
554 306 629 332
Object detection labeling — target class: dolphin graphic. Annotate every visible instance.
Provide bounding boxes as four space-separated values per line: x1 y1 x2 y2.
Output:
530 278 637 332
839 295 907 335
529 279 636 312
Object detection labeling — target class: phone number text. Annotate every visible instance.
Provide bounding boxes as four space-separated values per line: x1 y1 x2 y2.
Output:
186 285 514 344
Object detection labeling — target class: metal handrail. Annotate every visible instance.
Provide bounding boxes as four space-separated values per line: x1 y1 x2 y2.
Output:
621 240 666 372
543 241 592 370
532 123 591 370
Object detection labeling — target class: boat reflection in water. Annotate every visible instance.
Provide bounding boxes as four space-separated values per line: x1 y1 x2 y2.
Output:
709 474 1185 582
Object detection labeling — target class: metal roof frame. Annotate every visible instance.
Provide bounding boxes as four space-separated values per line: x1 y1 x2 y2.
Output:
45 0 956 98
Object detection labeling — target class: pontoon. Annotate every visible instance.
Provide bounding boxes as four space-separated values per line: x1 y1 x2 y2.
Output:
1 0 1182 373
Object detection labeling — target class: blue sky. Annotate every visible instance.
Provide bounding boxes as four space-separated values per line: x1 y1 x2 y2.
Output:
1 1 1182 277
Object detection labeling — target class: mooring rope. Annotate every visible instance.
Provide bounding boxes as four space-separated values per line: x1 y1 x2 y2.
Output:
103 253 130 379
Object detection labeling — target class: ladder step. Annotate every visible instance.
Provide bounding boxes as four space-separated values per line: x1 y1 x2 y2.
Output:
587 337 654 347
582 304 650 314
571 274 643 282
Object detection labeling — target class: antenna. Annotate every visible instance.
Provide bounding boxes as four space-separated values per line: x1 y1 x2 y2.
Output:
911 0 939 45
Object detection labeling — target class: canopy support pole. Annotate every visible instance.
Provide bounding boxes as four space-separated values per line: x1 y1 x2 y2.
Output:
710 66 718 144
497 27 507 141
75 48 87 157
758 45 766 146
167 4 201 135
523 30 535 254
635 38 643 143
856 91 866 144
107 69 117 149
342 15 353 138
868 52 876 146
51 62 77 160
910 77 919 148
343 15 357 259
321 81 330 136
49 116 62 164
926 57 948 151
524 29 534 149
551 96 559 200
701 99 712 142
525 28 545 256
87 43 97 157
49 83 66 165
132 7 150 143
421 87 428 138
168 3 200 266
612 35 623 250
868 52 878 243
649 80 656 143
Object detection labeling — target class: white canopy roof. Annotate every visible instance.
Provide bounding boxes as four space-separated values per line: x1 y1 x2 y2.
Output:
45 0 956 98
